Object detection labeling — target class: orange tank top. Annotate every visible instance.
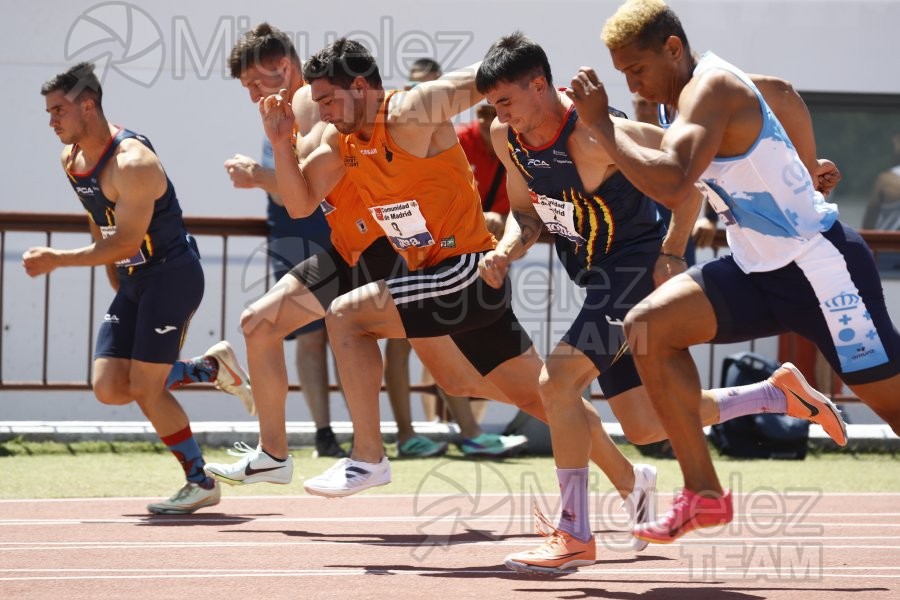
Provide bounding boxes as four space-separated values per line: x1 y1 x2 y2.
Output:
339 91 494 270
321 176 382 266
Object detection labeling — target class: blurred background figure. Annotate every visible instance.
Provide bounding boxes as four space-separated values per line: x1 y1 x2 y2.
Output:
864 131 900 231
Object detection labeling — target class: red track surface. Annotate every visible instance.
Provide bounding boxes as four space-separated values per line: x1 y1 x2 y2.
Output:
1 492 898 599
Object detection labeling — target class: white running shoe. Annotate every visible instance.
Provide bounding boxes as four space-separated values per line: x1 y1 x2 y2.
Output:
147 480 221 515
303 456 391 498
205 340 256 416
621 463 658 551
204 442 293 485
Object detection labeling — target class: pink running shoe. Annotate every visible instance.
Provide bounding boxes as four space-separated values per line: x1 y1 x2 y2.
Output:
633 488 733 544
771 362 848 446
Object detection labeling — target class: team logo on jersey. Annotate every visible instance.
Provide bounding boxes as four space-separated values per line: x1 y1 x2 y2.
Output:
440 236 456 248
319 200 336 215
355 219 368 233
383 144 394 163
527 158 550 169
344 155 358 168
75 186 97 196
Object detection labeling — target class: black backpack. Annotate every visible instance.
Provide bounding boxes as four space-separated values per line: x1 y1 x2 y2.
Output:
708 352 810 460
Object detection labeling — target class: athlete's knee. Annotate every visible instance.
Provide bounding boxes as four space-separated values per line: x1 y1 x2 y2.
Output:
619 418 664 446
92 376 131 406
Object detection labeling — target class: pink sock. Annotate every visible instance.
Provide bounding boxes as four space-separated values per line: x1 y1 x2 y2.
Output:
555 467 592 542
714 381 786 423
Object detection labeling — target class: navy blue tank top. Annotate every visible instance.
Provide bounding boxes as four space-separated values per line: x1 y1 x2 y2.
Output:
507 106 664 282
65 127 195 278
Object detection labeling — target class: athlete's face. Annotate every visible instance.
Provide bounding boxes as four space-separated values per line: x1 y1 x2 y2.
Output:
45 90 89 145
609 39 681 106
484 77 545 134
239 57 291 104
310 77 366 134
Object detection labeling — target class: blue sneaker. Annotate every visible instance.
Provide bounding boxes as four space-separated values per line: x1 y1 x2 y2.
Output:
397 435 448 458
460 433 528 457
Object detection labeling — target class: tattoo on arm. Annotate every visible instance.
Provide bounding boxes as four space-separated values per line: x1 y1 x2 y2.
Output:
512 210 542 246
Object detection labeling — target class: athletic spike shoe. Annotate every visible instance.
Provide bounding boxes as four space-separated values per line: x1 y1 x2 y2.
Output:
203 442 293 485
621 463 658 551
396 435 448 458
633 488 733 544
205 340 256 416
460 433 529 457
504 525 596 576
303 456 391 498
771 362 848 446
147 480 221 515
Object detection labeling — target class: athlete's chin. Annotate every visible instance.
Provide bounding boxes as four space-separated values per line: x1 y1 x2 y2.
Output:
332 122 357 135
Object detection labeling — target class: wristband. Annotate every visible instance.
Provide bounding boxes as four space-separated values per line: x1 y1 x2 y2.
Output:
659 252 687 264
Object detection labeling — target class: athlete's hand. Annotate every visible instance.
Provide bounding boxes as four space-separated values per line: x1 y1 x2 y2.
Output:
224 154 261 189
484 211 507 240
653 254 687 288
814 159 841 197
692 217 718 248
479 250 510 289
259 88 295 146
566 67 613 130
22 247 60 277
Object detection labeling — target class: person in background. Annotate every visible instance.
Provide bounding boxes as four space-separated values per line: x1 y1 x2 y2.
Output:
223 23 348 458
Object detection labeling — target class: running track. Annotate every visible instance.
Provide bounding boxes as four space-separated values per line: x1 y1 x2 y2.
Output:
1 492 898 599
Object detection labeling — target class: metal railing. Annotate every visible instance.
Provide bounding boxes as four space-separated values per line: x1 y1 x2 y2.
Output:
2 211 899 402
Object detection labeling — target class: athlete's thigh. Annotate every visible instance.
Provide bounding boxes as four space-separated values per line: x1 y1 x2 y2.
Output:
132 260 204 364
244 268 329 338
328 280 406 339
95 285 139 360
410 336 510 402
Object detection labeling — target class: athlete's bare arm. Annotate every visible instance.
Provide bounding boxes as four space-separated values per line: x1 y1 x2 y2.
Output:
23 141 164 277
260 89 344 218
388 62 483 158
479 118 544 289
569 66 738 208
750 74 840 196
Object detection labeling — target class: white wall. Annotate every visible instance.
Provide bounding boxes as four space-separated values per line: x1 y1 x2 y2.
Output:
2 0 898 424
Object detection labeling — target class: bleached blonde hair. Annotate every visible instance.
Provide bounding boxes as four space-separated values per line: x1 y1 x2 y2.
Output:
601 0 687 51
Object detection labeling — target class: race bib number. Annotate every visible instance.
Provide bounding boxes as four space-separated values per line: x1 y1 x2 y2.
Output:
696 180 736 226
369 200 435 250
100 225 147 267
530 191 587 245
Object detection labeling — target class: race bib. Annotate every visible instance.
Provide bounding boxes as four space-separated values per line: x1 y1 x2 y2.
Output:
369 200 435 250
100 225 147 267
530 191 587 245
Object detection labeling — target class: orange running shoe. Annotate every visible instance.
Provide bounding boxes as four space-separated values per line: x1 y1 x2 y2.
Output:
504 527 596 576
771 362 848 446
633 488 733 544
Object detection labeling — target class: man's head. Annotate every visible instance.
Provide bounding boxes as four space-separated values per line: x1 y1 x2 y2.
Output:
476 32 553 134
229 22 302 103
602 0 691 105
303 38 383 134
406 57 442 90
41 62 103 144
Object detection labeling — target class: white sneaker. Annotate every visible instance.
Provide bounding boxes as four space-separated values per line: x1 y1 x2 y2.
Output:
147 480 221 515
205 340 256 416
204 442 293 485
303 456 391 498
621 463 658 551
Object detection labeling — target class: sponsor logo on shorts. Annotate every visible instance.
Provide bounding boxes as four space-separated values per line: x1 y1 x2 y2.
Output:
154 325 177 334
104 314 119 323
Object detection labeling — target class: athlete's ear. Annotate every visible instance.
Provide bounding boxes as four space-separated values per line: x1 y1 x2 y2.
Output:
532 75 546 94
663 35 683 61
350 76 367 98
